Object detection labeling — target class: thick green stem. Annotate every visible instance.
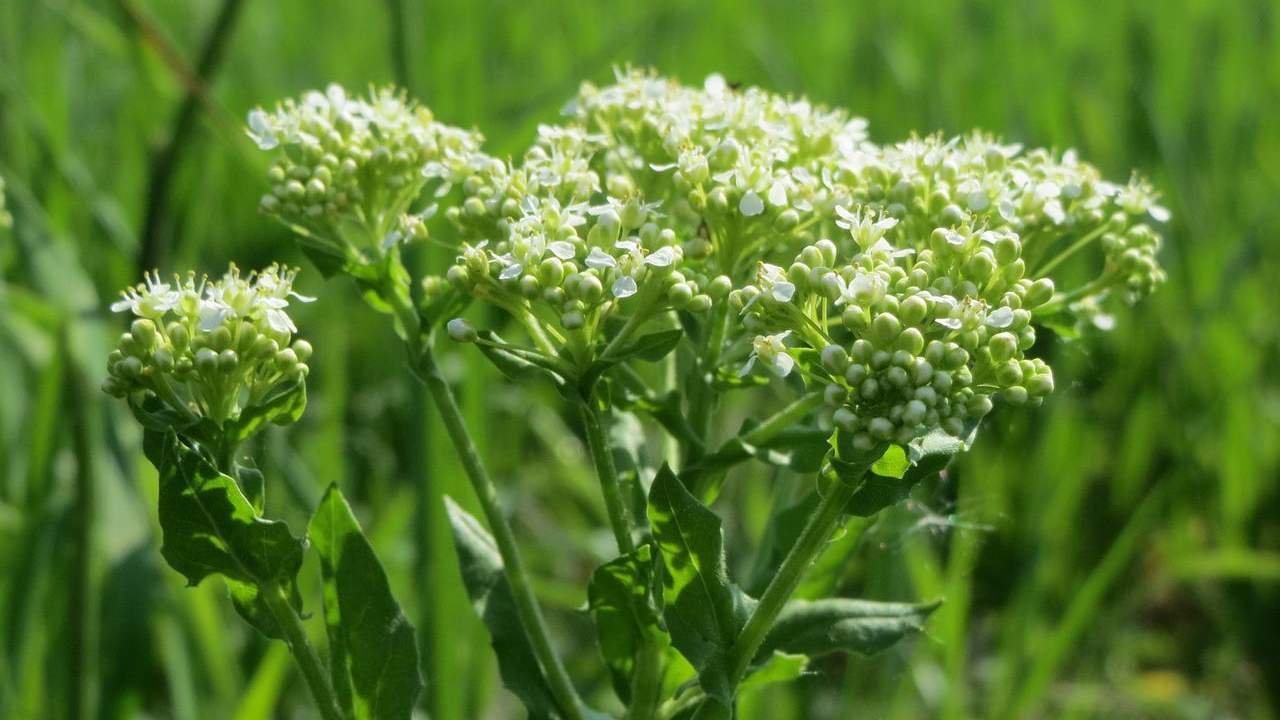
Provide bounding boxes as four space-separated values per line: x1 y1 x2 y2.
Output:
380 283 586 720
627 637 665 720
418 348 587 720
259 583 345 720
712 462 869 712
684 302 730 462
577 397 636 555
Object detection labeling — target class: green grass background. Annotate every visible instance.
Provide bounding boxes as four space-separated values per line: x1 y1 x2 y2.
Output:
1 0 1278 718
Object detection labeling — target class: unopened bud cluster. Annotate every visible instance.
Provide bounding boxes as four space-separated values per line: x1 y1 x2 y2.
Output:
735 218 1056 445
248 85 481 257
102 265 314 430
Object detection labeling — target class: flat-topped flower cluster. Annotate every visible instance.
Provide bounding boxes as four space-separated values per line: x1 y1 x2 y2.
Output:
246 70 1167 445
104 264 313 431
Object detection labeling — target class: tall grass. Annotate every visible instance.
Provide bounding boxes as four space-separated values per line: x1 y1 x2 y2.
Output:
1 0 1277 717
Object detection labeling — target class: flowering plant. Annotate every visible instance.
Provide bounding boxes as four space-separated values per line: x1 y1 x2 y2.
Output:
107 71 1164 719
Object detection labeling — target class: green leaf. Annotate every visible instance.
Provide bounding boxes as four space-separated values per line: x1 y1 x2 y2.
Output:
871 444 909 479
226 577 303 641
296 234 350 278
146 430 304 588
842 425 980 517
609 328 684 363
647 465 752 702
740 651 808 694
755 598 941 660
587 544 668 704
444 497 559 719
475 330 568 388
680 420 830 501
309 484 423 720
228 380 307 444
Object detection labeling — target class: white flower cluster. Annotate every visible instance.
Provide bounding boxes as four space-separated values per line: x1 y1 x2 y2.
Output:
734 218 1055 447
567 68 869 268
248 85 482 258
831 133 1168 303
447 191 727 350
103 265 314 429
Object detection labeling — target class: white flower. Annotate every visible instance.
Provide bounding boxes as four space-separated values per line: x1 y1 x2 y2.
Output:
549 241 578 260
739 191 765 217
741 332 794 377
612 276 638 298
984 306 1014 328
644 245 679 267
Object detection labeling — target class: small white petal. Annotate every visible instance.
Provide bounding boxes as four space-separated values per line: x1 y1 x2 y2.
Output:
499 263 523 281
771 283 796 303
1148 205 1171 223
549 241 577 260
739 191 765 217
585 247 617 269
985 307 1015 328
110 298 133 313
767 182 788 207
772 353 795 377
649 162 677 172
739 356 756 377
644 246 678 267
1092 313 1117 331
936 317 963 330
612 276 638 298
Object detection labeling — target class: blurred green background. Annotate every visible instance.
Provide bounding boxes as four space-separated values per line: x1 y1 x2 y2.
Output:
2 0 1278 718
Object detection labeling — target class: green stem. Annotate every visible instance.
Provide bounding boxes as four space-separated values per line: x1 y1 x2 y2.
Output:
685 302 730 461
1034 223 1109 277
379 282 587 720
721 462 869 698
259 583 345 720
627 637 664 720
577 397 636 554
741 391 825 446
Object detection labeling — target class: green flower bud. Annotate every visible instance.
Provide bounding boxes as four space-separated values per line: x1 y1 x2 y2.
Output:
989 332 1018 362
868 417 895 441
668 282 694 308
994 234 1021 265
1003 386 1029 405
1027 371 1055 396
687 294 713 313
131 319 158 347
842 306 868 331
1024 278 1055 308
275 348 298 371
872 312 901 345
845 363 868 385
578 274 604 302
897 327 925 355
520 275 541 299
833 407 858 432
820 344 850 374
995 360 1023 386
447 318 477 343
824 383 848 406
886 366 910 387
195 347 219 373
446 264 471 288
561 311 585 329
218 349 239 371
